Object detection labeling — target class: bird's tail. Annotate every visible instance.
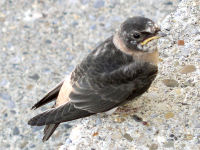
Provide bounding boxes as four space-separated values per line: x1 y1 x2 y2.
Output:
28 103 93 126
42 123 59 142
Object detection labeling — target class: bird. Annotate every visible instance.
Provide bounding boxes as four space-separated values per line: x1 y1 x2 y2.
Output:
28 16 163 142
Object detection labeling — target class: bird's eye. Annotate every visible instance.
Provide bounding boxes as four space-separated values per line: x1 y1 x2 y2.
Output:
133 33 140 39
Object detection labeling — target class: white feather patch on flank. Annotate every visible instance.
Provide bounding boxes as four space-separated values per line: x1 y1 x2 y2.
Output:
105 107 118 115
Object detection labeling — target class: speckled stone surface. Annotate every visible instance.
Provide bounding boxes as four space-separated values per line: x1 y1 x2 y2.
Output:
3 0 200 149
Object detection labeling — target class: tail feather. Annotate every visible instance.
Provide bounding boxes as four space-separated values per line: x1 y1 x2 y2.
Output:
42 124 59 142
31 81 64 110
28 103 93 126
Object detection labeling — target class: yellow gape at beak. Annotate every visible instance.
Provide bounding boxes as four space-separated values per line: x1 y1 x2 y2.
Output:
141 36 160 46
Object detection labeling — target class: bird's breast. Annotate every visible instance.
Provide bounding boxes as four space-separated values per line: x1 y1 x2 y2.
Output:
132 50 159 66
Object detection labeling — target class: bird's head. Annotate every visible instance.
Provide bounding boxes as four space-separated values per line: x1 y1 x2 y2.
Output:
114 16 164 54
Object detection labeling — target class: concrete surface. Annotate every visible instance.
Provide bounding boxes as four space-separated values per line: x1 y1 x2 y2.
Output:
2 0 200 150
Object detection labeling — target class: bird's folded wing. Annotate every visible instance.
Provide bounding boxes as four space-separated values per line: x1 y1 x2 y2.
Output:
70 61 158 113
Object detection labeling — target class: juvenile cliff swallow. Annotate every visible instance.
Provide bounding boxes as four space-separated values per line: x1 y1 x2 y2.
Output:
28 16 162 141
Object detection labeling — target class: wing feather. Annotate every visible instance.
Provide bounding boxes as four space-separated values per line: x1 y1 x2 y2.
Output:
70 61 158 113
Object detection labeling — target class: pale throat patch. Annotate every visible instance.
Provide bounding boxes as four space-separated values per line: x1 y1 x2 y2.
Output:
113 33 159 65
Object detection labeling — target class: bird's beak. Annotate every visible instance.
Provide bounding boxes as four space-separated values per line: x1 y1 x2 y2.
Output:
155 25 167 37
141 36 160 46
157 31 167 37
141 28 167 46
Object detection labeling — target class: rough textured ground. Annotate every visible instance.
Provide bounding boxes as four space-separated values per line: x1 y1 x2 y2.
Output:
2 0 200 149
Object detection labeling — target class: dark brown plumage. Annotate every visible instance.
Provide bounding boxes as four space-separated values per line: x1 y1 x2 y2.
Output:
28 16 162 141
